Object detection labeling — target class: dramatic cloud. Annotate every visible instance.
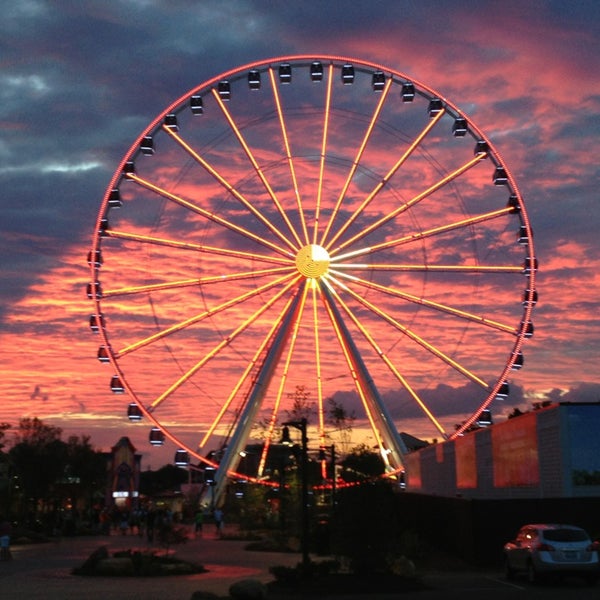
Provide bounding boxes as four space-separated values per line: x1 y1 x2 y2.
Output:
1 1 598 463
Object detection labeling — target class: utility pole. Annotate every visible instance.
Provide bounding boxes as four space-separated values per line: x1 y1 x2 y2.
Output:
283 418 309 569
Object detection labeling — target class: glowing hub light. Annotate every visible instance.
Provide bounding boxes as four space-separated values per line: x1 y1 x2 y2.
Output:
295 244 330 278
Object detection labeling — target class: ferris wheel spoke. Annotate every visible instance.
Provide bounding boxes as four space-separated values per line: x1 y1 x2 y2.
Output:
126 173 294 258
210 89 303 249
327 273 489 389
323 277 449 438
332 262 523 274
257 281 311 476
334 206 515 260
162 125 298 253
329 150 487 257
105 228 293 266
326 109 446 252
102 266 295 299
269 67 310 245
115 272 298 358
199 288 304 451
311 283 327 455
318 283 392 464
330 270 517 334
321 280 414 467
313 63 334 244
149 275 302 411
320 76 393 246
211 285 306 501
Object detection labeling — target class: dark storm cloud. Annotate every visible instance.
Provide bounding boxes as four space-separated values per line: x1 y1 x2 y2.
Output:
0 1 275 318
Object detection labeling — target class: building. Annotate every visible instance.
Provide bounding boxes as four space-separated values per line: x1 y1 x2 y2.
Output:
105 436 141 510
405 402 600 499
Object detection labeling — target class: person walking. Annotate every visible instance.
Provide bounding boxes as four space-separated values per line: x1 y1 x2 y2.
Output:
213 508 224 537
194 509 204 538
0 518 11 561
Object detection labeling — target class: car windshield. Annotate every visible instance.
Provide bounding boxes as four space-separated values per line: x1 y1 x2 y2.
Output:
543 529 589 542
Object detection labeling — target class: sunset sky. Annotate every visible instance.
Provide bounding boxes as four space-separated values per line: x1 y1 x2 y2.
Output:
1 1 599 469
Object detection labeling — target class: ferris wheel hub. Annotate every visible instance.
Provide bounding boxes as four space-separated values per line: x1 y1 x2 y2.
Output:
295 244 330 278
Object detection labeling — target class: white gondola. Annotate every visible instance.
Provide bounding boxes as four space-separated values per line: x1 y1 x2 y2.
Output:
428 98 443 116
372 71 385 92
190 95 203 115
477 409 493 426
507 194 520 213
164 113 178 131
522 288 538 306
401 81 415 101
97 346 110 363
149 427 165 446
496 381 509 398
452 117 467 137
86 282 102 299
204 466 216 484
140 135 154 156
248 70 261 90
278 63 291 84
87 249 102 267
174 449 190 466
310 61 323 82
521 321 534 338
341 64 354 84
108 188 122 208
127 402 142 421
523 257 538 276
111 375 125 394
511 351 524 370
89 314 105 333
474 140 489 156
517 225 531 245
493 166 508 185
98 217 109 236
218 80 231 100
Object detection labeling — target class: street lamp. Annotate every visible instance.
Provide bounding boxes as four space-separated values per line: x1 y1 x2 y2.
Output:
282 418 310 569
319 444 337 508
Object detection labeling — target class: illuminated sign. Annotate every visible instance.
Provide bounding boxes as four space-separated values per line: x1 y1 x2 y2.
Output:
492 412 539 487
455 434 477 489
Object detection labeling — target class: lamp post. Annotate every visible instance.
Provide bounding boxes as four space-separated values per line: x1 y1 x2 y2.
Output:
282 418 309 569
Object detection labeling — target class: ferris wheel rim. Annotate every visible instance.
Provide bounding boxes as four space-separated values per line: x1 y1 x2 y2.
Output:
88 54 537 483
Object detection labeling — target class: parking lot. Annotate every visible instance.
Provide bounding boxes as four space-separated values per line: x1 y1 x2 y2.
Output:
0 532 598 600
420 570 598 599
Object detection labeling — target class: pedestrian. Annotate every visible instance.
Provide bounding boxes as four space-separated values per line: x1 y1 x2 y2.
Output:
0 518 11 561
213 508 224 537
146 509 156 543
119 512 129 535
194 509 204 537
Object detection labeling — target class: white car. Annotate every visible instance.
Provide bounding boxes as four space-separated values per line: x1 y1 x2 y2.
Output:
504 524 599 585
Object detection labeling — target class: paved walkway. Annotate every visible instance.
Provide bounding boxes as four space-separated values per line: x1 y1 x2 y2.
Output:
0 526 299 599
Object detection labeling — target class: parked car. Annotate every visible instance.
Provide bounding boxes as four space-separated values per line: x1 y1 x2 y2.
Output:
504 523 599 585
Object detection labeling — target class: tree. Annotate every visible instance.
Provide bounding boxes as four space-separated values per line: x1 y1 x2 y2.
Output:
13 417 62 446
0 423 11 451
139 464 188 497
340 443 386 482
61 435 107 512
285 385 315 423
326 397 355 453
330 480 401 575
9 420 66 516
8 418 107 527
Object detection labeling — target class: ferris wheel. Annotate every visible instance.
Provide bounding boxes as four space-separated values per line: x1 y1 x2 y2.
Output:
88 55 537 501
